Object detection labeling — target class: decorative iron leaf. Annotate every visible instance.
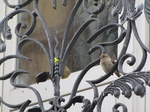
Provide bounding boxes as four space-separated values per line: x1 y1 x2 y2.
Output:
114 80 132 99
0 39 6 52
36 72 49 84
62 0 67 6
111 0 122 17
108 0 128 23
103 72 150 99
27 106 41 112
82 99 92 112
107 0 115 8
72 96 84 105
130 4 143 20
144 0 150 24
2 21 12 40
113 103 127 112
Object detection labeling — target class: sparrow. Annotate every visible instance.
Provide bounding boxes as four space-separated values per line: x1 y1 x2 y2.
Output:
100 54 121 77
61 66 71 79
54 57 71 79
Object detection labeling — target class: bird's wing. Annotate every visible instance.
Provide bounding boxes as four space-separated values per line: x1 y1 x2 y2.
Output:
111 58 116 64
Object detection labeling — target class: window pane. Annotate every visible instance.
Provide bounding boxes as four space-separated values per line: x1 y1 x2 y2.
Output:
17 0 118 85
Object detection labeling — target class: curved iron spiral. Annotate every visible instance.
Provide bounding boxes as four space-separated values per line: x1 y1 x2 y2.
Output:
0 0 150 112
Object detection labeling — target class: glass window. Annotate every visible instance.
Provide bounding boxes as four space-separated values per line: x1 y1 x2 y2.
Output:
17 0 118 85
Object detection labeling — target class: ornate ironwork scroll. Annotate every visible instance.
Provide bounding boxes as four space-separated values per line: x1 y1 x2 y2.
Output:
0 0 150 112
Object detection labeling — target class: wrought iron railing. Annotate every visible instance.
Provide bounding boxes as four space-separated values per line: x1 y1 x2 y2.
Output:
0 0 150 112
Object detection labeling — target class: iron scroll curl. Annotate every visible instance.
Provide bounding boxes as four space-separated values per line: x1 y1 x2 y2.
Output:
0 0 150 112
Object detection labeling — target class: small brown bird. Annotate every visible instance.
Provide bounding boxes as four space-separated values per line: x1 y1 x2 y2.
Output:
61 66 71 79
54 58 71 79
100 54 121 77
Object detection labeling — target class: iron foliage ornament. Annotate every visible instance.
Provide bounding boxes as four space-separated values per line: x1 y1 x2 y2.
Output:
0 0 150 112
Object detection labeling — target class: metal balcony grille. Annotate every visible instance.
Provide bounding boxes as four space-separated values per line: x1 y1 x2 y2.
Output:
0 0 150 112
